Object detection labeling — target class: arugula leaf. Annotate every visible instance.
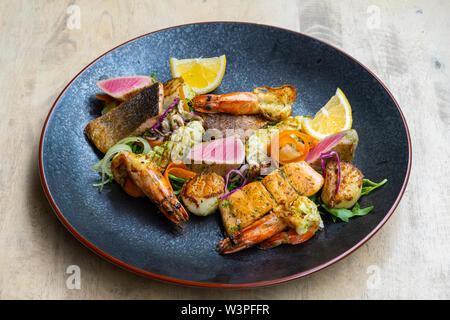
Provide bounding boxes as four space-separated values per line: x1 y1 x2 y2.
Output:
101 101 117 115
127 142 144 154
361 178 387 196
168 174 188 198
184 98 195 112
308 193 320 204
143 129 154 137
351 203 374 216
320 202 373 223
168 174 188 184
227 180 241 192
151 72 156 80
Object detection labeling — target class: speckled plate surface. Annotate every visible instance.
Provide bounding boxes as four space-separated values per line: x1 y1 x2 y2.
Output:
39 22 411 288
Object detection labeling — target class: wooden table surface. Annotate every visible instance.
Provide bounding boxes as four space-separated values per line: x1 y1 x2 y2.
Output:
1 0 449 299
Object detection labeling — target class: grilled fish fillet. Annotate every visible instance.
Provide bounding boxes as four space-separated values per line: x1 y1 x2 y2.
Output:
219 182 276 235
219 161 323 235
203 114 270 141
280 161 324 197
261 170 298 205
85 82 163 153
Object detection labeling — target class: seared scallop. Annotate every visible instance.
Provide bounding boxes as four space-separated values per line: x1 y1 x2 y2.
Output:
181 172 225 216
321 160 363 209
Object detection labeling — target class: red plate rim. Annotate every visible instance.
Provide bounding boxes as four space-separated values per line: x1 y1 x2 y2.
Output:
38 21 412 289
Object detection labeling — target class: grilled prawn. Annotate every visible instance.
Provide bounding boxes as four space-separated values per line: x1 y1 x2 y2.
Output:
217 197 323 254
111 150 189 226
219 161 323 236
193 85 296 121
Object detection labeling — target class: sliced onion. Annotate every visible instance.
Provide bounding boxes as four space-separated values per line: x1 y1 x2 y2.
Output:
90 137 152 191
220 169 247 199
320 151 341 194
90 144 132 191
116 136 151 154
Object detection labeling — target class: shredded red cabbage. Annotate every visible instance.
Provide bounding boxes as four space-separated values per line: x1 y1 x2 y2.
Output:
220 169 247 199
151 98 180 131
320 151 341 194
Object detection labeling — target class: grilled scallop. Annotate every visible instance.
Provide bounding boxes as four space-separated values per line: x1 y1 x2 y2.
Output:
321 160 363 209
181 173 225 216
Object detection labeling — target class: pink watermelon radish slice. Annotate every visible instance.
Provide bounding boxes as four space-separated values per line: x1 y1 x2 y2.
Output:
305 129 359 169
96 76 156 101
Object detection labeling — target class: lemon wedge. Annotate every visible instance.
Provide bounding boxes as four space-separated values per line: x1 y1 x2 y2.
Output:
302 88 352 140
170 55 226 94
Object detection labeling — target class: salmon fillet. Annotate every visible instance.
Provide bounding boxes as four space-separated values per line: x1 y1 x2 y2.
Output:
219 161 324 235
219 182 276 235
280 161 324 197
85 82 163 153
261 170 298 205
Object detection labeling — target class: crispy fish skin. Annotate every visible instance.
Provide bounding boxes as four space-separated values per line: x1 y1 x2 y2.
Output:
85 82 163 153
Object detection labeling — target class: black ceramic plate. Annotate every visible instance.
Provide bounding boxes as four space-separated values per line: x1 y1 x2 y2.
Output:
39 22 411 288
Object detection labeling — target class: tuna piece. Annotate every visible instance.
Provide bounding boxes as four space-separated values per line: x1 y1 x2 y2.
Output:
85 82 163 153
305 129 359 170
97 76 156 101
187 136 245 176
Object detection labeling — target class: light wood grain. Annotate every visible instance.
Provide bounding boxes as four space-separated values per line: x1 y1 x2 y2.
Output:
0 0 449 299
